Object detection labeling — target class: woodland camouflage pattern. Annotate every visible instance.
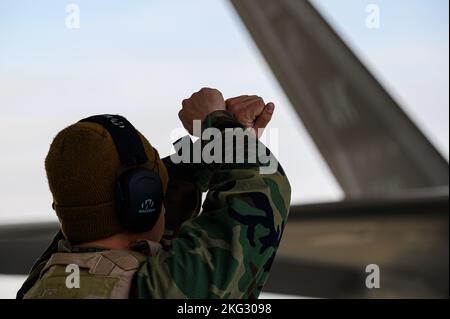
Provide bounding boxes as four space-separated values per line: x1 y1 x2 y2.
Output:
18 111 291 299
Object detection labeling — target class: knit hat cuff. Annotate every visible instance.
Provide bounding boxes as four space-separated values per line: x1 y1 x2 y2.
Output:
55 200 124 244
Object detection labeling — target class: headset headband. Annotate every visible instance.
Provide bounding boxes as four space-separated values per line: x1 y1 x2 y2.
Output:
79 115 148 167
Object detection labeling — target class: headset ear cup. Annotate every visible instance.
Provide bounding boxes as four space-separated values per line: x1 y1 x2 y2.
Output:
116 169 164 233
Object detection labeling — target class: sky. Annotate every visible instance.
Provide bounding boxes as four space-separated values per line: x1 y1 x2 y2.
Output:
0 0 448 224
311 0 449 157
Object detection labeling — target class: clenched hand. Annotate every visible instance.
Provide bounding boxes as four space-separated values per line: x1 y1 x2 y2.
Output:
226 95 275 138
179 88 226 136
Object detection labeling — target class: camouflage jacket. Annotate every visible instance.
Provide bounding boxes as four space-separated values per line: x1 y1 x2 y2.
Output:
18 111 291 299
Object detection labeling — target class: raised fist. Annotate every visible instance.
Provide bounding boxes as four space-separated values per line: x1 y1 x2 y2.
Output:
226 95 275 138
179 88 226 135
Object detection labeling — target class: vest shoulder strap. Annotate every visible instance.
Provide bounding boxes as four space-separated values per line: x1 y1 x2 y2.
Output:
26 250 148 299
41 250 147 276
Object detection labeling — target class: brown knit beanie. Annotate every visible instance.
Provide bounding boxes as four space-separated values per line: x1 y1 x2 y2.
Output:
45 121 169 244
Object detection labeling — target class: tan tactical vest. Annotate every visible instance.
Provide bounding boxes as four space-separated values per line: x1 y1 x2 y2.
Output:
23 249 148 299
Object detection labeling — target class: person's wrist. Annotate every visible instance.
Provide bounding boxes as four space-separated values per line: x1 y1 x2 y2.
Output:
202 110 243 132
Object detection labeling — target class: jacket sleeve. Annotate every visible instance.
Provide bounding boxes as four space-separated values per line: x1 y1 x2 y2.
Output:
159 155 203 247
135 111 291 299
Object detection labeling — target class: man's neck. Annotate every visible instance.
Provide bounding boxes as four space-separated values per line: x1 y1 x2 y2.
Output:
78 233 135 250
